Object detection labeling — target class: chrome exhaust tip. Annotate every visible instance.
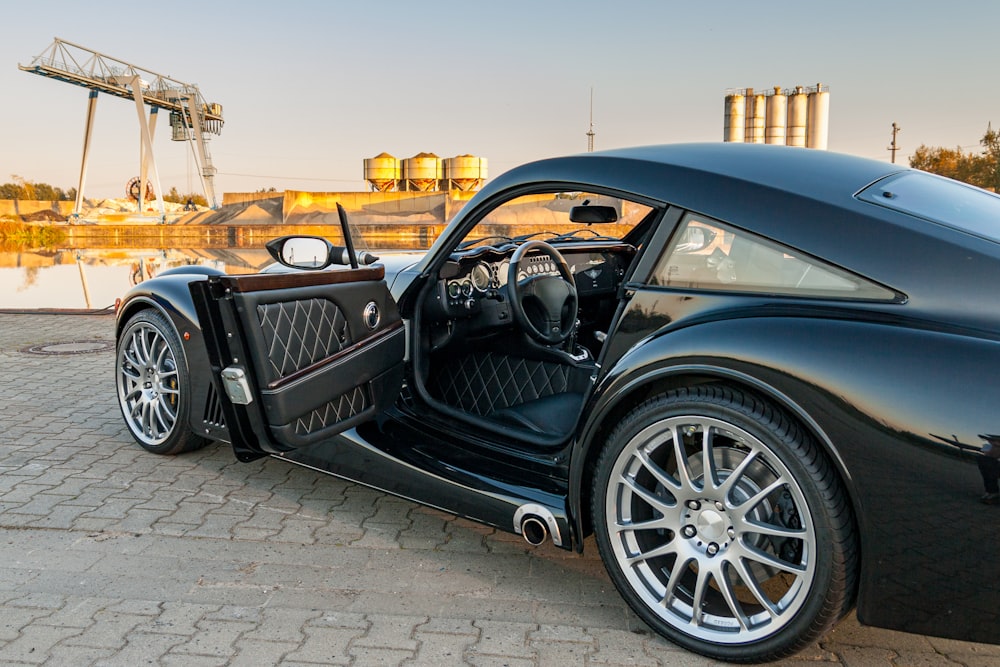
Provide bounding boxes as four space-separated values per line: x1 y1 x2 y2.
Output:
513 504 563 547
520 516 548 546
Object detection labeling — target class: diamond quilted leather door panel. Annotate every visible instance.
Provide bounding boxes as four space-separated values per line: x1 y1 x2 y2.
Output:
204 268 405 450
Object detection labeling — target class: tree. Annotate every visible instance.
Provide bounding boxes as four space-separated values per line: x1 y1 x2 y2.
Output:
980 124 1000 192
162 186 207 207
0 176 75 200
910 125 999 191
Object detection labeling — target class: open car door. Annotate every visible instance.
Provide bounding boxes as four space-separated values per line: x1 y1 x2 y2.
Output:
190 263 405 459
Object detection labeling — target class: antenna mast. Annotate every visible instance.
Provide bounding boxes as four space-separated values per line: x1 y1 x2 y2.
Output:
586 87 595 152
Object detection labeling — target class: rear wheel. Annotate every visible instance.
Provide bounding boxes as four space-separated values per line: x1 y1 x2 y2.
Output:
116 309 209 455
591 385 856 663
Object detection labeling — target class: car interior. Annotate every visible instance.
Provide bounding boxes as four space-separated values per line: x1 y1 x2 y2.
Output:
406 191 657 447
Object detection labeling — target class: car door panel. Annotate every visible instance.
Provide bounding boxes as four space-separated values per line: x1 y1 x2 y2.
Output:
192 266 404 452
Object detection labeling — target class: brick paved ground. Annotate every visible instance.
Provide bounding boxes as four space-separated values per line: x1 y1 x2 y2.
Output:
1 312 998 666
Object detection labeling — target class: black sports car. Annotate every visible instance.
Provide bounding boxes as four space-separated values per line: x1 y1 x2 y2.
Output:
114 143 1000 663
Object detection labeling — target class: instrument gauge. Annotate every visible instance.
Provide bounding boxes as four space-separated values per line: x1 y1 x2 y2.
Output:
471 263 491 292
460 280 473 297
446 281 461 299
497 260 510 286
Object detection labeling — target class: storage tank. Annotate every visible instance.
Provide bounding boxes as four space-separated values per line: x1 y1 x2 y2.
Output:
364 152 401 192
722 92 746 143
786 86 808 148
444 155 488 191
744 89 766 143
724 92 745 142
806 84 830 150
765 87 787 145
403 152 443 191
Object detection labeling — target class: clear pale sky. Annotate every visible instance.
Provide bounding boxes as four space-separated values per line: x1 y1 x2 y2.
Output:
1 0 997 200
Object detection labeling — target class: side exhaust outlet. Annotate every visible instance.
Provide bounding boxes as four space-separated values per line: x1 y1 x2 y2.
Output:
520 516 548 546
513 504 563 547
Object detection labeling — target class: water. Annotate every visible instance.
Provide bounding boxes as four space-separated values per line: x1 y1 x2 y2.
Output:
0 246 273 311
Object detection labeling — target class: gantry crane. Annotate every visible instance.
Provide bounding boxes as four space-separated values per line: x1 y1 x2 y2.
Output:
19 37 224 217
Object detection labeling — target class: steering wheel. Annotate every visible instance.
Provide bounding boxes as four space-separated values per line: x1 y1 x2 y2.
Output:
507 241 578 345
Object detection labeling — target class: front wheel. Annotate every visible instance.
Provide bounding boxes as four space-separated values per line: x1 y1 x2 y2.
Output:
591 386 856 663
116 309 209 455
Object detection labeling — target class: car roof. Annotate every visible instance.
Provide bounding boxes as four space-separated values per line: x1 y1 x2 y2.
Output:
594 143 903 198
483 143 905 207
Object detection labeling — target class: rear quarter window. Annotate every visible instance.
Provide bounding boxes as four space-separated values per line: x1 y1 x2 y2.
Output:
650 214 896 301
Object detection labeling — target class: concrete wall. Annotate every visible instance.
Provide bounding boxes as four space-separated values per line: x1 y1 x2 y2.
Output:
221 192 285 206
281 190 476 225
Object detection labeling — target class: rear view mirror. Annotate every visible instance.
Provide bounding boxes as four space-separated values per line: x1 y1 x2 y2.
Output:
569 205 618 224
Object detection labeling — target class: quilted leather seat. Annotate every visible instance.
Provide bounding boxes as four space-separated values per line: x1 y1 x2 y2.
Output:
429 350 592 439
488 392 586 437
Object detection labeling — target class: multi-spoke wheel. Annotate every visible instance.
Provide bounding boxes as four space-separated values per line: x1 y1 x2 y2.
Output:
592 386 856 663
116 309 208 455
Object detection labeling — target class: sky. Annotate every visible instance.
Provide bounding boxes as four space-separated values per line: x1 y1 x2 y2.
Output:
1 0 998 200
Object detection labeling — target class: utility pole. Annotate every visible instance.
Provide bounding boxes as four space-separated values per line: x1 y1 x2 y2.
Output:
888 122 902 163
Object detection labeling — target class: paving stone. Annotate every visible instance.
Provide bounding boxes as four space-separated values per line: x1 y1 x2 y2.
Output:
60 610 148 650
406 629 477 666
469 620 538 660
169 619 256 658
283 625 366 664
93 631 189 667
229 639 298 666
587 628 663 667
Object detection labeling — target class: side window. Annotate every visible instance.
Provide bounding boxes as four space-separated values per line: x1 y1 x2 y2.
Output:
650 214 895 300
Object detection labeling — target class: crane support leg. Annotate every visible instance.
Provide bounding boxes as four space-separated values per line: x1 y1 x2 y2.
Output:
74 90 99 217
124 76 166 220
182 96 219 209
139 107 159 210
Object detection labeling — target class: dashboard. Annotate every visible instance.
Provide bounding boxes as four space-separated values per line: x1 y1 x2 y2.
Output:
426 241 636 325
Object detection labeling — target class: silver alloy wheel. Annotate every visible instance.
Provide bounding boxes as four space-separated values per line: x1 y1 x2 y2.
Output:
605 414 816 644
117 319 181 446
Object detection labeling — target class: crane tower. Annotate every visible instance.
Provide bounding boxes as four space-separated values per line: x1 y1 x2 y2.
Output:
19 37 224 216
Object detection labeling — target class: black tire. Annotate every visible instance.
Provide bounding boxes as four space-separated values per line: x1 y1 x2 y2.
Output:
591 385 856 663
116 309 209 455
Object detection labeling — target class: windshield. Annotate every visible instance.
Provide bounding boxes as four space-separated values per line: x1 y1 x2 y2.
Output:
459 191 651 249
857 171 1000 243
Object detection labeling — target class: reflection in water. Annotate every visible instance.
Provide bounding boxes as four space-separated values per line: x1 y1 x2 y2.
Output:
1 225 427 310
0 246 275 310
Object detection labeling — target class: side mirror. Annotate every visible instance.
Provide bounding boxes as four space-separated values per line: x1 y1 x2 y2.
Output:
265 235 380 270
266 236 332 269
569 205 618 224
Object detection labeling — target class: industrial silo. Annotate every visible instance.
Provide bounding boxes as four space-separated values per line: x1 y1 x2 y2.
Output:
444 155 488 191
744 89 766 144
402 152 443 191
724 91 745 142
786 86 808 148
364 152 401 192
765 87 787 145
806 84 830 150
